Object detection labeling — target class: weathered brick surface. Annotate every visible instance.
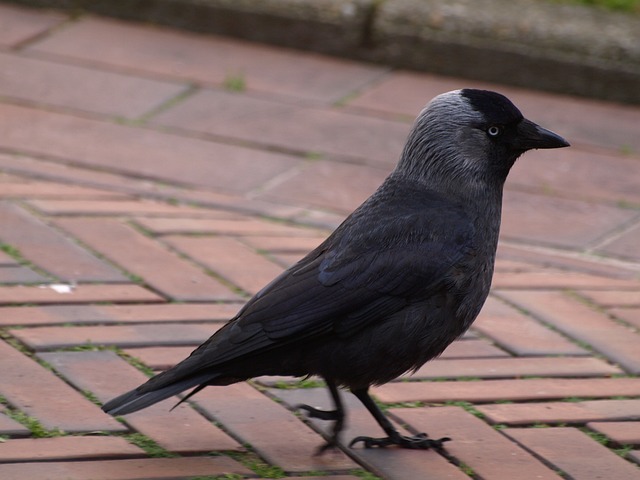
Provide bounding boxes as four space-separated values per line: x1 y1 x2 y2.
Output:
55 217 240 301
504 427 640 479
0 456 251 480
0 51 188 118
1 7 639 479
38 350 241 453
0 340 126 433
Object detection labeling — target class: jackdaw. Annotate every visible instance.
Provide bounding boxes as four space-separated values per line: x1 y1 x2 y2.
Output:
102 89 569 451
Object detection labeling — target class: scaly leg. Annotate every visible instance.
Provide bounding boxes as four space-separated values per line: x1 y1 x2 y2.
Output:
349 388 450 450
296 379 345 453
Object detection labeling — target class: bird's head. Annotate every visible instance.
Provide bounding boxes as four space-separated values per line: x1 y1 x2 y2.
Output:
397 89 569 191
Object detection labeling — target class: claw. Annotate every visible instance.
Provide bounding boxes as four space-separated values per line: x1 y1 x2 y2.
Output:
349 433 451 450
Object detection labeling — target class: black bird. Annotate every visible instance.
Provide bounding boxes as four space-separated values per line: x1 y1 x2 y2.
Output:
102 89 569 451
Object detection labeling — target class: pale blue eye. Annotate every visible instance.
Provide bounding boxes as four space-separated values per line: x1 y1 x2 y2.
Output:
487 126 502 137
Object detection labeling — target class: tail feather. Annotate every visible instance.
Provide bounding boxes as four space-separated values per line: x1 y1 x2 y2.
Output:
102 373 213 416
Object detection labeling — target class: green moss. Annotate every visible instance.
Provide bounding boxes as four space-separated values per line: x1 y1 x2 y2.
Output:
124 433 177 457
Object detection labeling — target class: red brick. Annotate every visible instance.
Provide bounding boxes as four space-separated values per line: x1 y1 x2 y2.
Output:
372 377 640 404
134 216 323 237
164 235 284 295
0 302 241 326
580 290 640 307
0 202 127 282
0 340 126 433
0 408 30 436
193 383 357 473
152 89 408 168
477 399 640 425
391 406 559 479
0 436 145 462
492 269 640 290
503 427 640 479
0 51 187 118
0 284 162 305
0 250 19 266
271 387 469 480
611 307 640 329
474 296 587 356
0 265 47 284
0 3 66 47
55 218 240 301
12 323 222 351
123 346 194 371
409 356 620 380
587 421 640 445
500 290 640 374
0 103 300 194
240 234 327 253
597 222 640 263
0 180 129 199
440 338 508 358
29 16 385 104
27 199 222 217
501 189 637 250
0 456 251 480
39 350 241 453
260 160 389 213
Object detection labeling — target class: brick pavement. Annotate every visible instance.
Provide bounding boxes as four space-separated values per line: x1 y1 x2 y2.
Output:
0 3 639 479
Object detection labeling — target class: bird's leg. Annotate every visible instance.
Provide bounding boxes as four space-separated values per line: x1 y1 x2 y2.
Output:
349 388 450 450
296 379 345 454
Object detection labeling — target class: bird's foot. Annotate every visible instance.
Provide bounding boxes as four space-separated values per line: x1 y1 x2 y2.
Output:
349 432 451 450
296 404 341 421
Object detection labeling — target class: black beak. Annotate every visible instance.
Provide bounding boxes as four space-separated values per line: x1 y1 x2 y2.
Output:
515 118 570 151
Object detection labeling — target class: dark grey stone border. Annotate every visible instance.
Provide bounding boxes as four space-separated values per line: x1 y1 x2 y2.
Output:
6 0 640 104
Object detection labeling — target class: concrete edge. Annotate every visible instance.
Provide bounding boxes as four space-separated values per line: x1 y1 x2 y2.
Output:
3 0 640 104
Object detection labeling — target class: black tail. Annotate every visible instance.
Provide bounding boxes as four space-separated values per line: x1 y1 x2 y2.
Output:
102 372 213 416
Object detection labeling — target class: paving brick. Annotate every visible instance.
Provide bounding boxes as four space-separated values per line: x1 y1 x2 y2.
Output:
503 427 640 479
391 406 559 479
0 436 145 462
587 421 640 445
0 51 188 118
123 346 195 371
13 323 222 351
133 216 323 236
239 234 328 253
164 235 284 295
0 456 251 480
372 377 640 404
152 89 408 167
260 160 389 213
477 399 640 425
501 189 637 250
611 307 640 329
0 250 19 266
597 222 640 263
500 290 640 374
0 409 30 436
0 302 241 326
492 269 640 290
0 340 126 433
55 218 240 301
0 103 300 194
408 356 621 380
38 350 241 453
0 202 127 282
27 199 224 217
192 382 357 473
439 338 508 358
0 180 130 199
0 3 66 47
473 296 587 356
0 284 162 305
0 265 48 284
579 290 640 307
509 147 640 206
271 387 469 480
28 16 386 104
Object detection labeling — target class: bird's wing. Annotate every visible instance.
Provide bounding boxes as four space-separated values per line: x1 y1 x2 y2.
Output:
177 197 476 370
